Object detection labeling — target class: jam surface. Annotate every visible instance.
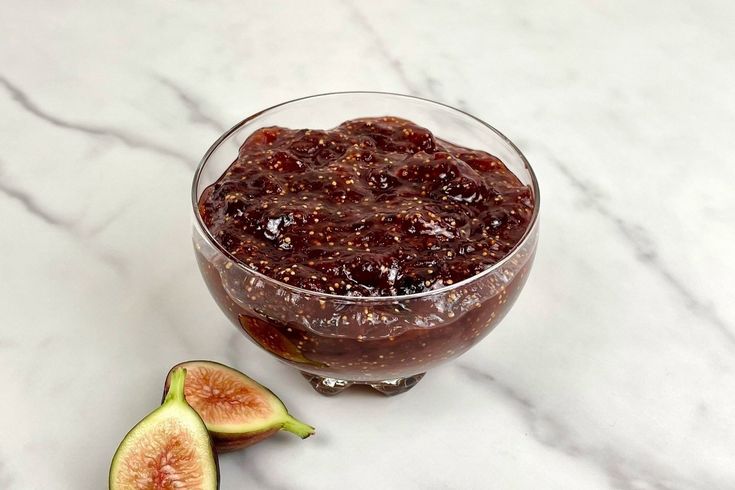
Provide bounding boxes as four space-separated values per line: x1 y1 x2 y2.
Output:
199 117 534 297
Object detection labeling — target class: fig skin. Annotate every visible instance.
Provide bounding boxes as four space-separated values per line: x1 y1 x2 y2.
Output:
212 428 279 453
110 368 219 489
163 360 315 452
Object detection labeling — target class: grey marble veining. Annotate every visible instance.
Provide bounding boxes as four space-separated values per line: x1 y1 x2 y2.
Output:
0 158 69 227
153 75 228 134
531 142 735 347
0 75 193 167
1 1 734 489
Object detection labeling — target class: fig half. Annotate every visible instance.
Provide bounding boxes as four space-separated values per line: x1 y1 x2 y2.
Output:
163 360 315 452
109 367 219 489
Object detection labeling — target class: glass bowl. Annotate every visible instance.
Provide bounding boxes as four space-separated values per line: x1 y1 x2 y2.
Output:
192 92 539 396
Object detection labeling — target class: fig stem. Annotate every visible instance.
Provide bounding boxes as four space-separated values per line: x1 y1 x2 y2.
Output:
164 367 187 404
282 416 315 439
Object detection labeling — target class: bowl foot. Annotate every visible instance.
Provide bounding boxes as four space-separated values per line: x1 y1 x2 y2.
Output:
300 372 425 396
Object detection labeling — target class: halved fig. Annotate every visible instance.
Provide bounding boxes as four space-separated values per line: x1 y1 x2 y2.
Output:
109 367 219 489
163 360 315 452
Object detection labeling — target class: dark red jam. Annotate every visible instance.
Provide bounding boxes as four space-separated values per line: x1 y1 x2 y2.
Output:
199 117 534 297
196 116 537 381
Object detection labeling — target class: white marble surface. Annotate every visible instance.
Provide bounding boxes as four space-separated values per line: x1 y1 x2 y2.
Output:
1 1 734 488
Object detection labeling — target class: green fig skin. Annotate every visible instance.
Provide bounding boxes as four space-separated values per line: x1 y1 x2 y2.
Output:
163 360 315 452
110 368 219 489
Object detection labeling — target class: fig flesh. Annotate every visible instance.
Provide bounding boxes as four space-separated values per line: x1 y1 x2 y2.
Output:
163 360 315 452
109 367 219 490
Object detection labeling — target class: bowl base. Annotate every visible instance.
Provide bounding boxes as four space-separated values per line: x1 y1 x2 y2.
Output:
300 371 426 396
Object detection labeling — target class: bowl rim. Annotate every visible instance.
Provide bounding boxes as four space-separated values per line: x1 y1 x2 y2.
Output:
191 91 540 302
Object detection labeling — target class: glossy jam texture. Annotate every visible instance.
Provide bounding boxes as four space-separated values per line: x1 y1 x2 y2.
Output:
199 117 534 297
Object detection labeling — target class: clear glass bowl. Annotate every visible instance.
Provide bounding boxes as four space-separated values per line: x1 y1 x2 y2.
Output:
192 92 539 396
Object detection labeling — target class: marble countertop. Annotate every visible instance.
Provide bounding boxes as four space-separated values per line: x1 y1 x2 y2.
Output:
2 1 734 488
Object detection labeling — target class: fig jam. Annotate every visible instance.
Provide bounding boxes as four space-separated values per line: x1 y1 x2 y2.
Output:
199 117 534 296
196 116 537 381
